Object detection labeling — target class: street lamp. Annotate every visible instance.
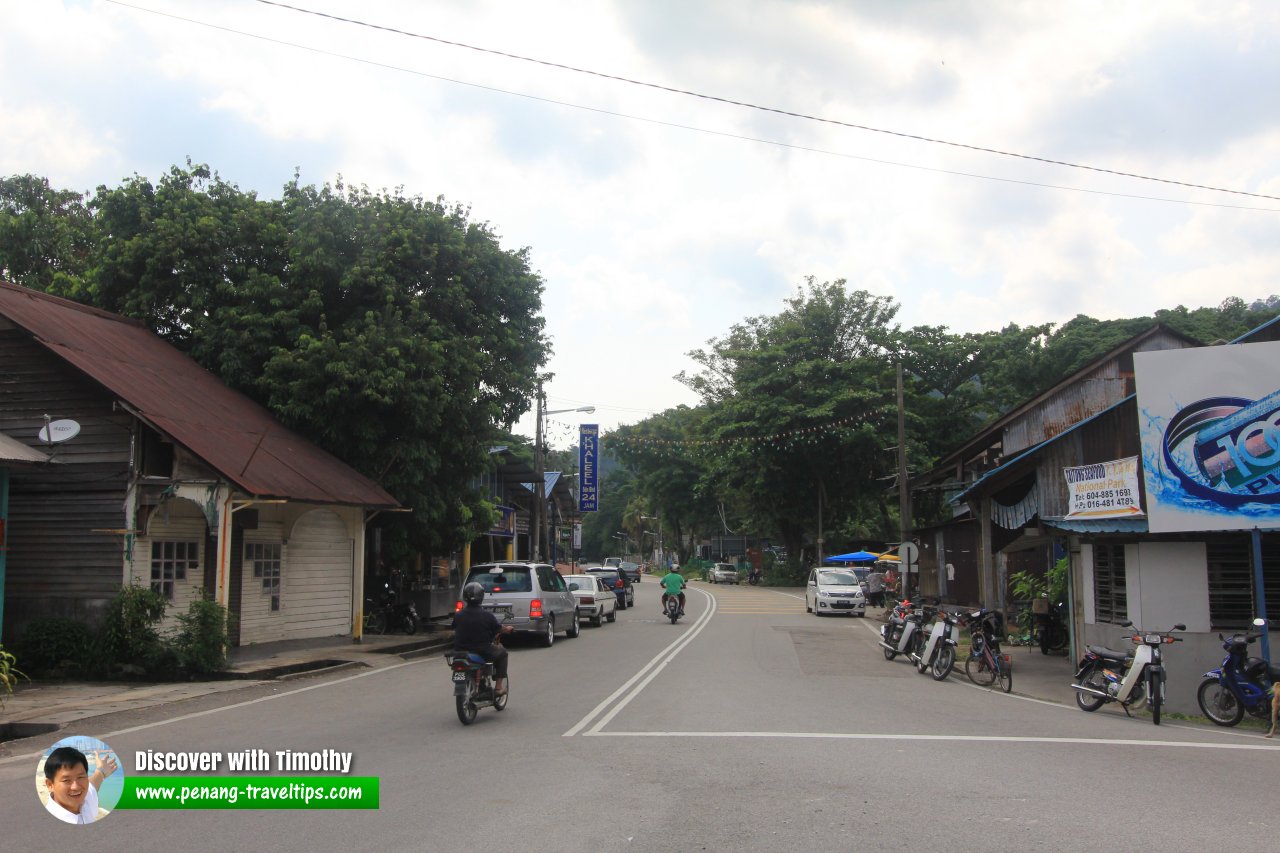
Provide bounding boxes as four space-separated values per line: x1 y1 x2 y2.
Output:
642 515 663 570
533 385 594 563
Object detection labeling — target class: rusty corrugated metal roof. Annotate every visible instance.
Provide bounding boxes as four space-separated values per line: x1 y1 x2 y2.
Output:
0 430 50 465
0 282 398 508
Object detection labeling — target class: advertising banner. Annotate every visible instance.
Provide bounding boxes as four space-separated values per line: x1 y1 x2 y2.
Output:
1063 456 1143 519
1135 341 1280 532
578 424 599 512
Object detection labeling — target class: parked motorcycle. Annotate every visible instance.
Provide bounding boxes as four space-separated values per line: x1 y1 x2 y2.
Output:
911 605 961 680
1071 620 1184 725
880 599 927 661
1196 617 1277 728
446 647 508 725
1036 599 1069 655
364 583 420 636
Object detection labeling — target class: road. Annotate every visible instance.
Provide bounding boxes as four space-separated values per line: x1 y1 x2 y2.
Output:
3 582 1278 851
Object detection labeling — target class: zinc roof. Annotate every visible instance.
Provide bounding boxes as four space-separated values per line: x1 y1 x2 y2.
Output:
0 282 398 508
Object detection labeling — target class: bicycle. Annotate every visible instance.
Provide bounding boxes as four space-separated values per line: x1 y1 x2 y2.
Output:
963 609 1012 693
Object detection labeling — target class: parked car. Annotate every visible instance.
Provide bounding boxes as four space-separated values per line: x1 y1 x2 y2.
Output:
805 567 866 616
564 574 618 627
618 561 643 582
710 563 740 584
458 562 580 646
586 568 634 609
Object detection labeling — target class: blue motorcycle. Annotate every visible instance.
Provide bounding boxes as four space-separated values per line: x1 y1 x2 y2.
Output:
1196 618 1277 727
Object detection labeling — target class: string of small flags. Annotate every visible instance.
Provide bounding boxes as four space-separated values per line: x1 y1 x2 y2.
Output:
598 415 864 448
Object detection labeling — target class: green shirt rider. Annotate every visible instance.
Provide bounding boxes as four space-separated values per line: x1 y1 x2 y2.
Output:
660 568 686 616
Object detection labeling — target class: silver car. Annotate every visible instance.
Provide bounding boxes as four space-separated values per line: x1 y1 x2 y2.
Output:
710 563 740 584
564 574 618 627
460 562 580 646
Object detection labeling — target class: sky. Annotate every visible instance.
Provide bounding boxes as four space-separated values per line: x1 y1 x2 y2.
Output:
4 1 1279 448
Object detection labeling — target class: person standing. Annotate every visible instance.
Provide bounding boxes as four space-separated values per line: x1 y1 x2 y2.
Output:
867 569 886 608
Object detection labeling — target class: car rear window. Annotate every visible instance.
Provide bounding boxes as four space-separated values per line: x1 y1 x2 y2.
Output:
589 571 622 583
466 568 533 593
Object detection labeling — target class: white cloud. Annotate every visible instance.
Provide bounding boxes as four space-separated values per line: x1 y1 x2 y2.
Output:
3 0 1278 441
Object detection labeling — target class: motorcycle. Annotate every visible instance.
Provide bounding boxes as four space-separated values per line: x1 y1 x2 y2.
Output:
446 646 508 725
364 582 420 635
748 569 762 586
1196 617 1278 728
664 593 682 624
910 605 961 681
1036 599 1069 655
880 598 927 661
1071 620 1184 725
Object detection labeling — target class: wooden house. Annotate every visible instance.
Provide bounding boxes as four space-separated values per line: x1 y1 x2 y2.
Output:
0 282 399 647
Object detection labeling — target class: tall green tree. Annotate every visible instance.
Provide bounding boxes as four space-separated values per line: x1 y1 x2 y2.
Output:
0 165 550 556
0 175 94 291
678 279 903 558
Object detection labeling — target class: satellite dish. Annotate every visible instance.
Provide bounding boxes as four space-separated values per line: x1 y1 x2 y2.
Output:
38 419 81 444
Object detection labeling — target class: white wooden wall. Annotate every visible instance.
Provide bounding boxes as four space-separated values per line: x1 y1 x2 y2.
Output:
130 498 207 634
283 509 353 639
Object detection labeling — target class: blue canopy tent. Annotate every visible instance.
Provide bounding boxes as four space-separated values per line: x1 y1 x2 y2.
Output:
826 550 879 563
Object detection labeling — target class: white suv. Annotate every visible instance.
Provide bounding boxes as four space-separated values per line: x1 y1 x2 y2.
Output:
710 563 740 584
805 567 866 616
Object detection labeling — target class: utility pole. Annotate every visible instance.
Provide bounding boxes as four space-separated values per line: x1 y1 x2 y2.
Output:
533 382 545 562
817 481 825 566
896 363 912 590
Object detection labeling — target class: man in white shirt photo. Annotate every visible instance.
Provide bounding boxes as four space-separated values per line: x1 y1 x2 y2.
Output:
42 746 117 824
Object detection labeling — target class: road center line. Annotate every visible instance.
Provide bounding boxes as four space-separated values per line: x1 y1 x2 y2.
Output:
563 587 716 737
582 730 1280 751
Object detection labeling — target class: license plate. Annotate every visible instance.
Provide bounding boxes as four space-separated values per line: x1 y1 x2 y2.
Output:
452 671 467 682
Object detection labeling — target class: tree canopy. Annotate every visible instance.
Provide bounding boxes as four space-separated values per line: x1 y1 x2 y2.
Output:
0 164 550 556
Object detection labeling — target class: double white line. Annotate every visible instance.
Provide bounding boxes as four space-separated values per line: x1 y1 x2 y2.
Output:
563 587 716 737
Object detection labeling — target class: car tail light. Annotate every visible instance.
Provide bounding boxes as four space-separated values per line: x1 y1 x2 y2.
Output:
454 600 464 612
615 580 624 588
530 599 543 618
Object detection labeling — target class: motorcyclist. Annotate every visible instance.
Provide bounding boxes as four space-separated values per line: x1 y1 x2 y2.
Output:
452 582 513 694
660 565 686 616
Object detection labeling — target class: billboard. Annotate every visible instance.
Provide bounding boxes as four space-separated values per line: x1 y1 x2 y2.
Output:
1135 341 1280 532
578 424 599 512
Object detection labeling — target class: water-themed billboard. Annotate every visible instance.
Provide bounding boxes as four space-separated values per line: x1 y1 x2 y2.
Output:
1135 341 1280 533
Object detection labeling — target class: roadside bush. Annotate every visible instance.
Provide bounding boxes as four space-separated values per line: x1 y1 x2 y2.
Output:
13 616 94 675
0 642 27 709
173 591 231 675
97 584 168 674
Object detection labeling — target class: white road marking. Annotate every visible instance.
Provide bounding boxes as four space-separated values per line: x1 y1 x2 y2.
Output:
583 730 1280 751
0 659 427 767
563 587 716 737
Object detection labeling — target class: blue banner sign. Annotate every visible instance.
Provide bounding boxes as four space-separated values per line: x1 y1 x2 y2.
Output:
579 425 599 512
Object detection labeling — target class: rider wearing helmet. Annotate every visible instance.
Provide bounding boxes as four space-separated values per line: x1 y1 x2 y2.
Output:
453 581 514 694
660 565 686 616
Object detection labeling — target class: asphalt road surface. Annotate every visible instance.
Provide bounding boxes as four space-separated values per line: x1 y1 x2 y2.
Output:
4 582 1278 852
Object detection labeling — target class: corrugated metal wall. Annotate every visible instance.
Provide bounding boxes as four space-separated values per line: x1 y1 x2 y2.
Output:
1003 330 1192 456
0 328 131 639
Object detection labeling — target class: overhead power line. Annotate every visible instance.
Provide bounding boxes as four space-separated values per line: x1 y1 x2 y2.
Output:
255 0 1280 204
